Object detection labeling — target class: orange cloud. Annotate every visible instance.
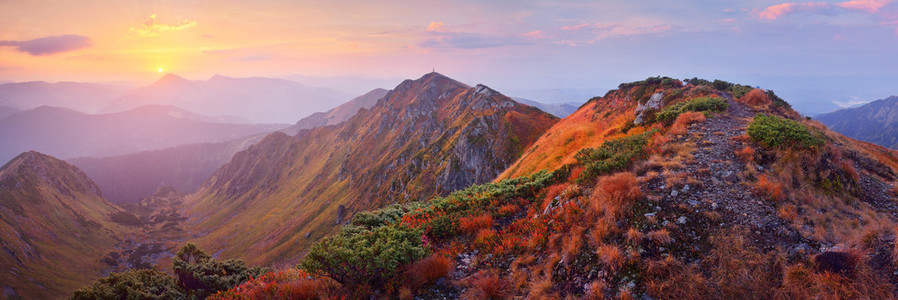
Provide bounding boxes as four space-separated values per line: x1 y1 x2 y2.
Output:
426 21 444 32
758 2 827 19
129 14 197 37
522 30 543 38
836 0 891 13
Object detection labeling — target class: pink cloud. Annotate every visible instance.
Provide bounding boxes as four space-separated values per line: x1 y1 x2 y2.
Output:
521 30 543 38
561 23 591 31
836 0 891 13
757 2 828 20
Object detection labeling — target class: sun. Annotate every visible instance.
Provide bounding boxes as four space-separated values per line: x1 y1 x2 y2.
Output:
157 67 164 73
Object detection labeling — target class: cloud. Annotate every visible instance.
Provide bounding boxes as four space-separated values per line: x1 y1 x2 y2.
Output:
426 21 444 32
130 14 197 37
0 35 92 55
832 97 870 107
836 0 891 12
757 2 828 20
561 23 591 31
419 31 532 49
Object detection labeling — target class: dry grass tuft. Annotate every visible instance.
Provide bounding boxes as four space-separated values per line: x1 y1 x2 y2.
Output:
738 88 772 108
756 175 784 202
590 172 642 218
670 112 707 136
406 255 452 288
735 146 755 163
596 244 625 270
646 229 673 245
472 273 510 300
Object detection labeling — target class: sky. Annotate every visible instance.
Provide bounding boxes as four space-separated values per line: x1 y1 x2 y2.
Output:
1 0 898 115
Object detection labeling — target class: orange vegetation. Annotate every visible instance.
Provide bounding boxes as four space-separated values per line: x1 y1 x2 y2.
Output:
738 88 772 108
669 112 706 136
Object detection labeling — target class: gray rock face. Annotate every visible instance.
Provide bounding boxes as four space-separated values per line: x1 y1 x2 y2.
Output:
634 92 664 125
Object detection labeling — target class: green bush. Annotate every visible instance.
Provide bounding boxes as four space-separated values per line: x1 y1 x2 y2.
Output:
71 269 184 300
172 243 267 299
747 114 822 150
765 90 791 108
575 130 655 182
352 204 405 228
731 84 754 99
300 225 428 289
656 96 729 124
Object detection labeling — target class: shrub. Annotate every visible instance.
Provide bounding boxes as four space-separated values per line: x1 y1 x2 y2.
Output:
656 96 728 125
299 225 428 289
173 243 267 299
72 269 184 300
596 244 625 270
738 89 771 108
766 90 791 108
747 114 823 150
575 131 654 182
730 84 755 99
352 204 405 228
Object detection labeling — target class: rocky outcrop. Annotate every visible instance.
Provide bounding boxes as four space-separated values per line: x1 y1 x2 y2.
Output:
634 92 664 125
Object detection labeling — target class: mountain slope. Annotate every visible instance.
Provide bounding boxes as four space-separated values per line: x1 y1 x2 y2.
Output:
183 73 557 265
816 95 898 149
0 105 284 162
0 151 131 299
212 77 898 298
0 81 126 113
286 88 389 133
68 134 266 204
104 74 353 123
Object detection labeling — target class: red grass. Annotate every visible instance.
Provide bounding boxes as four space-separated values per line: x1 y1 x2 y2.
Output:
841 160 859 183
596 244 625 270
778 204 798 222
473 274 509 299
736 146 755 163
646 229 673 245
756 175 784 202
406 255 452 288
459 214 494 234
591 172 642 217
669 112 706 135
739 88 772 108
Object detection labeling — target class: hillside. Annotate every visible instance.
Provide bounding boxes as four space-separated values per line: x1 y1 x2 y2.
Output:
183 72 557 266
817 95 898 149
69 134 266 204
210 77 898 298
0 151 131 299
103 74 353 123
0 105 284 163
286 88 389 133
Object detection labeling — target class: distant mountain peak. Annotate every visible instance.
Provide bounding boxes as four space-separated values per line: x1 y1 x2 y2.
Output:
150 73 191 87
0 151 102 197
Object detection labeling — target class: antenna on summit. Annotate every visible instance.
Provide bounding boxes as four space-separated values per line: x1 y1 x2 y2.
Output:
432 67 435 73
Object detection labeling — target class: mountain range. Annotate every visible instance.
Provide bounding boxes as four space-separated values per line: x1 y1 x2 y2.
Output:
5 74 898 299
816 95 898 149
183 72 557 265
104 74 353 124
0 105 284 163
0 81 127 113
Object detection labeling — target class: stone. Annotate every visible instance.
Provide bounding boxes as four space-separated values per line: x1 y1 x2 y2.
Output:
671 190 679 197
677 216 688 224
634 92 664 125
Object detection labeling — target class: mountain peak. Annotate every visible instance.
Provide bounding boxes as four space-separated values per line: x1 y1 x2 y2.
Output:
150 73 190 87
0 151 102 197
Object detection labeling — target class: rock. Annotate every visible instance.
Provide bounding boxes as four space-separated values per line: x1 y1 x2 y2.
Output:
644 212 657 217
336 205 346 224
725 171 738 182
634 92 664 125
682 184 690 192
688 200 699 206
677 216 688 224
671 190 679 197
711 202 718 209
